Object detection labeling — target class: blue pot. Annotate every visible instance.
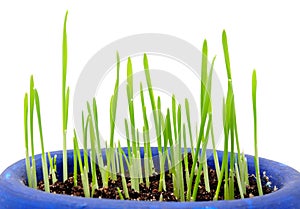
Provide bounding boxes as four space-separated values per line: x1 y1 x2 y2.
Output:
1 149 300 209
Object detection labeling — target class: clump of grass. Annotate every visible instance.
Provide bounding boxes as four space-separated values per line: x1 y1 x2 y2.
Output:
24 76 49 192
23 11 268 202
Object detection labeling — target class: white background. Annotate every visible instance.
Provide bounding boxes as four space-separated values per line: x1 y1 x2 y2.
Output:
0 1 299 173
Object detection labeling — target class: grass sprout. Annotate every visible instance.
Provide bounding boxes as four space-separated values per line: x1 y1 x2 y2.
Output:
73 131 90 198
48 152 57 184
34 89 50 192
252 70 263 196
118 141 129 199
24 93 31 187
62 11 70 182
29 76 37 188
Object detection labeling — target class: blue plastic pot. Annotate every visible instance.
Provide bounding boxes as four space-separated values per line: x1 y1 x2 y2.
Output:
1 148 300 209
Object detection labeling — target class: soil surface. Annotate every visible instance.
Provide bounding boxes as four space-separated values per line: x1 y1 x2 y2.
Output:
36 154 274 201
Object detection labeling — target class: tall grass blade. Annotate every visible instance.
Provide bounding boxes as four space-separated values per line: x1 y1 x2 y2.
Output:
252 70 263 196
34 90 50 192
62 11 69 182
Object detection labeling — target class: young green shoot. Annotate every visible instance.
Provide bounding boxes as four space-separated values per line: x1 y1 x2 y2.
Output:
24 93 31 188
107 52 121 183
140 82 153 187
29 76 37 188
235 163 244 199
182 124 190 190
126 57 140 192
210 112 220 180
82 112 89 172
62 11 70 182
191 113 212 201
73 148 77 186
118 141 129 199
187 39 211 201
143 54 162 156
48 152 58 184
73 131 90 198
213 93 232 201
252 70 263 196
34 90 50 192
88 115 99 195
117 187 124 200
184 99 195 159
92 98 107 187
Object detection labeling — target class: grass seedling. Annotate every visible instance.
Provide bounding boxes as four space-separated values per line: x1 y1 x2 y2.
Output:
62 11 70 182
191 112 212 201
88 114 99 195
29 76 37 188
143 54 163 163
176 105 185 201
118 141 129 199
24 93 31 188
210 112 220 180
48 152 58 184
182 124 190 189
184 99 195 160
82 112 89 172
252 70 263 196
213 30 235 200
235 163 244 199
73 131 90 198
117 187 125 200
73 148 77 186
187 40 211 201
86 99 107 187
34 89 50 192
126 57 140 192
140 82 153 188
24 76 50 191
107 52 121 183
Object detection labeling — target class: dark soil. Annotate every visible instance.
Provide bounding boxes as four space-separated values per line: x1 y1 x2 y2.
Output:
36 154 274 201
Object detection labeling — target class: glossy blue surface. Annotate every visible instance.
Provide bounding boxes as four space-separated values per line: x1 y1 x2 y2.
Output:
0 149 300 209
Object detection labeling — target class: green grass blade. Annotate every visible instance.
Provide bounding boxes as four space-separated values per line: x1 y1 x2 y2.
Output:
82 112 89 172
24 93 32 187
109 52 120 148
34 90 50 192
117 187 125 200
252 70 263 196
172 95 177 141
182 124 190 193
73 130 83 174
124 119 132 160
201 39 208 112
118 141 129 198
235 163 244 199
143 54 162 154
89 115 99 194
62 11 69 182
73 131 90 197
72 138 77 187
184 99 194 159
210 113 220 180
191 115 212 200
222 30 232 80
29 75 37 188
48 152 57 184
